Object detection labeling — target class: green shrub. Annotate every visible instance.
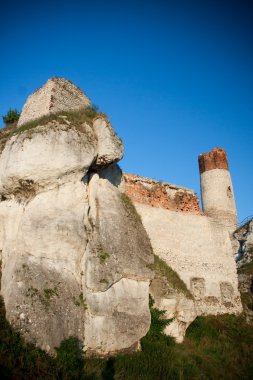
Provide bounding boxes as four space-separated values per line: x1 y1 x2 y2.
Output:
1 293 253 379
2 108 20 125
55 337 84 380
141 295 174 348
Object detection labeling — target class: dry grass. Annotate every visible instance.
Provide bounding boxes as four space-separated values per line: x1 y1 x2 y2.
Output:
0 107 100 153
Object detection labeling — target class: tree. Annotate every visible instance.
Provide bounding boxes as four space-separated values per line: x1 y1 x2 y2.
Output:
2 108 20 125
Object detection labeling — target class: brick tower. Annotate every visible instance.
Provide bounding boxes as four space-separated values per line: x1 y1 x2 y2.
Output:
198 147 238 230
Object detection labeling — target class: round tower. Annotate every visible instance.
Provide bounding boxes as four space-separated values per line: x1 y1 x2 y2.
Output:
198 147 238 230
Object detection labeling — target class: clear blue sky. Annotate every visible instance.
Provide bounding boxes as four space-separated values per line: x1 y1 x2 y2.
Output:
1 0 252 221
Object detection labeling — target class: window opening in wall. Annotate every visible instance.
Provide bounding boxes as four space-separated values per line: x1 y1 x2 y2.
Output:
227 186 232 198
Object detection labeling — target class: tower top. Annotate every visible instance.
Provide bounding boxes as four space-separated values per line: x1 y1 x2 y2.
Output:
17 77 90 127
198 147 229 174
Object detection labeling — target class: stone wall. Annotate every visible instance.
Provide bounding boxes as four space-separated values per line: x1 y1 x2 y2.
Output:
17 78 90 127
124 174 202 214
124 173 242 317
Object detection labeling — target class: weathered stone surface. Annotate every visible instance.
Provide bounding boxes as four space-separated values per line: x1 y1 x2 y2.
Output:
124 174 202 214
150 274 196 343
200 169 238 229
0 101 154 355
234 219 253 266
0 180 87 352
130 201 242 317
235 219 253 323
0 121 97 198
17 78 90 127
0 79 245 354
83 172 153 355
93 116 123 167
198 147 229 174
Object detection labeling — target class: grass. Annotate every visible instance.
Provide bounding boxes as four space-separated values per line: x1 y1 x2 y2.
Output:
1 292 253 379
0 106 100 153
149 254 193 299
17 106 98 132
120 193 143 224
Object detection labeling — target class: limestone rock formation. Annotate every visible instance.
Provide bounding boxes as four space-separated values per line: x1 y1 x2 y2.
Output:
0 79 152 355
234 219 253 323
234 219 253 266
0 78 244 355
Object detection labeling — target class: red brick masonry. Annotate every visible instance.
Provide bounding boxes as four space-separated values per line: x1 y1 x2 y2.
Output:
124 174 202 214
198 148 229 174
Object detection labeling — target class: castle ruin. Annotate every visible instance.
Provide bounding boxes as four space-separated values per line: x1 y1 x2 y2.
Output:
0 78 242 355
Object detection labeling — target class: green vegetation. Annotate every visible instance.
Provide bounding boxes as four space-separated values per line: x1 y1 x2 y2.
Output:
44 287 59 301
26 286 39 298
72 292 87 309
241 292 253 312
238 246 253 275
26 286 59 307
2 108 20 125
237 249 253 313
120 193 142 224
99 252 110 264
1 293 253 379
141 295 173 347
149 254 193 299
16 105 99 133
0 106 100 153
97 243 110 264
238 260 253 275
55 337 85 380
77 292 87 310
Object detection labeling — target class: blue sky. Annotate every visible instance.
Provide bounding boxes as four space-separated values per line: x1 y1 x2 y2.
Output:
1 0 252 221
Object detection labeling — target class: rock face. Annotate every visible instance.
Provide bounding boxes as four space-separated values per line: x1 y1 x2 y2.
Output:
0 78 244 355
234 219 253 323
0 79 152 355
17 78 90 127
234 219 253 266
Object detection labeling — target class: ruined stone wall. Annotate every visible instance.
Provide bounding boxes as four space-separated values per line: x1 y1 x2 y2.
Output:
124 174 202 214
134 203 242 316
17 78 90 127
124 173 242 316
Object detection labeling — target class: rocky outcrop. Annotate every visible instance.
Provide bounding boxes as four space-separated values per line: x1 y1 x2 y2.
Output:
234 219 253 323
83 173 153 355
0 77 244 356
234 219 253 266
0 80 152 355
